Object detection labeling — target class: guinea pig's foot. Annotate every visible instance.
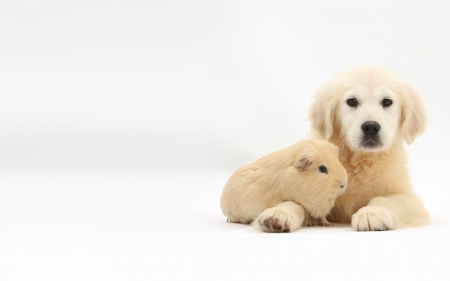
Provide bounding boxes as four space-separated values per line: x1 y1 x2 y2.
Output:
318 217 333 226
305 218 319 226
305 217 333 226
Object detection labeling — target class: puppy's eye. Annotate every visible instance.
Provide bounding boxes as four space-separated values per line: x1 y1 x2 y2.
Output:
319 165 328 174
382 98 393 107
346 98 358 107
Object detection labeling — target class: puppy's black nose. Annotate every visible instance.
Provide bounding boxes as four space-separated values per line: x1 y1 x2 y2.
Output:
361 121 380 136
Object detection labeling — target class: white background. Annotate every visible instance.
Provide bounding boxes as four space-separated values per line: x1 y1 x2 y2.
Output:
1 1 450 280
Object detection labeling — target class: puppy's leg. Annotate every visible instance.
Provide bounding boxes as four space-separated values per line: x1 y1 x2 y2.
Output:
351 193 429 231
253 201 305 233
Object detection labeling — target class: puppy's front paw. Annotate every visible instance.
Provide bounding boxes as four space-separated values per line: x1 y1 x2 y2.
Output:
351 206 394 231
255 209 293 233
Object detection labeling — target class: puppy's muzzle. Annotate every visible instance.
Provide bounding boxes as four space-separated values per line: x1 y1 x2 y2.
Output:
360 121 382 148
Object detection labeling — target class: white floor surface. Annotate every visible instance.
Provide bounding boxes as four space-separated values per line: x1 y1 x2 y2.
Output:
1 168 448 281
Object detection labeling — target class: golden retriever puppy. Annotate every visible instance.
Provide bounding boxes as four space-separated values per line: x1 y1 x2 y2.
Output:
308 66 429 231
221 139 348 233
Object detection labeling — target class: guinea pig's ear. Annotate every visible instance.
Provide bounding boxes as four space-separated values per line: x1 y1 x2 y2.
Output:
308 78 342 140
398 82 427 145
295 158 312 171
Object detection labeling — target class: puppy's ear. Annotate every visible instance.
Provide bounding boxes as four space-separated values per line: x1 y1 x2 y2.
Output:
295 158 312 171
399 82 427 145
308 79 341 140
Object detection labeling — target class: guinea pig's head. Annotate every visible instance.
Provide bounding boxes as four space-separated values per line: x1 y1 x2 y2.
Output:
293 139 348 218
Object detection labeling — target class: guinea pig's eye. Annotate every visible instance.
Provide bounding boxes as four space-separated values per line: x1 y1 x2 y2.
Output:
346 98 358 107
382 98 393 107
319 165 328 174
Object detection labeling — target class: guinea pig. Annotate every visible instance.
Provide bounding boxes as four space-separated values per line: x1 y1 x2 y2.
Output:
220 139 348 233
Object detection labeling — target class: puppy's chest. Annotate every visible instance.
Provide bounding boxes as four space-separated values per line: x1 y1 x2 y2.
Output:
344 161 387 194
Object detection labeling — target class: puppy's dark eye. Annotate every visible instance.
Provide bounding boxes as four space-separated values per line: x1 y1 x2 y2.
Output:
382 98 393 107
346 98 358 107
319 165 328 174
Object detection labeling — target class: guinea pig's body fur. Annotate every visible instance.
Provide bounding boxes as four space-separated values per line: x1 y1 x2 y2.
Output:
220 139 348 233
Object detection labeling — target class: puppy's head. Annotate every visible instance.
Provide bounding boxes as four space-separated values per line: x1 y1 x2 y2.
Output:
309 66 427 152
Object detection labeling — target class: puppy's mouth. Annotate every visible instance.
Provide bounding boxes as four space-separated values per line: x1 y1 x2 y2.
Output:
360 136 383 149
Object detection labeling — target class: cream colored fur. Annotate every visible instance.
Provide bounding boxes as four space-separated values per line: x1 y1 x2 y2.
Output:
220 139 348 233
309 66 429 231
